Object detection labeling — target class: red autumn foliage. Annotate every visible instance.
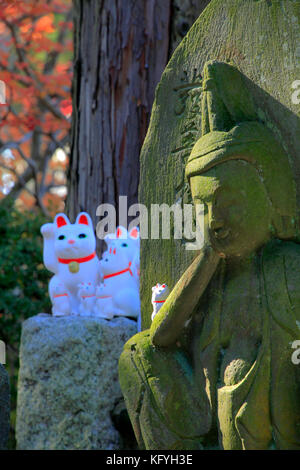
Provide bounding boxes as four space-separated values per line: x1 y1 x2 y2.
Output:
0 0 73 216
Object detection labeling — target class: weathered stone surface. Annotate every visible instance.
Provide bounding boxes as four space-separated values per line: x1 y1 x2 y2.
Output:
16 314 137 450
139 0 300 329
120 0 300 451
0 365 10 450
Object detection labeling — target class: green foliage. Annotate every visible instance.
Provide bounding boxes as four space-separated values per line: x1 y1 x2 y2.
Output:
0 199 51 448
0 200 51 344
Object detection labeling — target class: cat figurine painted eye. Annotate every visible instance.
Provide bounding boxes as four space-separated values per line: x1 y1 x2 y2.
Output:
41 212 101 316
151 283 170 322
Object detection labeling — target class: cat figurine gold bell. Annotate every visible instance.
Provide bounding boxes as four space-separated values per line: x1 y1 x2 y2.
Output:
69 261 79 273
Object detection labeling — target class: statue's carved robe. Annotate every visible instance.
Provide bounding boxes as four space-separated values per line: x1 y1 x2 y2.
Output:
119 239 300 450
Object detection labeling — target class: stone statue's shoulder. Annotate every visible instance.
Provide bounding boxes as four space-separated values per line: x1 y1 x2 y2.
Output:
262 239 300 333
262 238 300 274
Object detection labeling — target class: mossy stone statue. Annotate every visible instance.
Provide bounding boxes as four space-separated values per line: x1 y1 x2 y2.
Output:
138 0 300 327
0 365 10 449
119 60 300 450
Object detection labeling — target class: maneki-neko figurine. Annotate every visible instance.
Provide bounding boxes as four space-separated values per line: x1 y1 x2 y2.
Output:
41 214 141 323
41 212 100 317
99 226 140 322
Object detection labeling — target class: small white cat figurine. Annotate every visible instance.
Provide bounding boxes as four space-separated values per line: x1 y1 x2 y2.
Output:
52 283 71 317
93 284 114 319
151 283 169 322
104 226 140 285
77 282 96 316
99 235 140 321
41 212 101 316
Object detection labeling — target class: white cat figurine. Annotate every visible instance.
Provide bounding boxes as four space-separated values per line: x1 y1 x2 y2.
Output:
99 238 140 321
151 283 169 322
41 212 101 316
93 284 114 319
52 283 71 317
104 226 140 285
77 282 96 316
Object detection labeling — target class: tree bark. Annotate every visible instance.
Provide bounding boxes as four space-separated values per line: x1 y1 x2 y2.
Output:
67 0 212 251
170 0 212 52
67 0 171 232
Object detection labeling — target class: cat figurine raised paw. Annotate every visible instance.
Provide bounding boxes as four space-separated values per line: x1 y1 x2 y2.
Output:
41 212 101 316
151 283 169 322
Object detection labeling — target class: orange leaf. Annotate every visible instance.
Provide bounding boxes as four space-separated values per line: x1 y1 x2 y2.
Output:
60 99 72 117
35 15 55 33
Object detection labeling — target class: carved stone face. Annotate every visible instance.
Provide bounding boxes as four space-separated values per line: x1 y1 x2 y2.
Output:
190 160 273 258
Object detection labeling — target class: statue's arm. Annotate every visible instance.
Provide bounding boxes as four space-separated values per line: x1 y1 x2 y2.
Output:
150 244 220 347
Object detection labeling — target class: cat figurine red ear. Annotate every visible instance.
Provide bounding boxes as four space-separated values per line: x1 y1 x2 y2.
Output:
41 212 101 316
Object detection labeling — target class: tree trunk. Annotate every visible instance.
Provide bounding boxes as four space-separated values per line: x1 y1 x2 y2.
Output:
67 0 211 251
67 0 170 233
170 0 212 52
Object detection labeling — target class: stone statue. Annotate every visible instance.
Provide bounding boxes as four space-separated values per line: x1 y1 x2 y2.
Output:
119 61 300 450
0 365 10 449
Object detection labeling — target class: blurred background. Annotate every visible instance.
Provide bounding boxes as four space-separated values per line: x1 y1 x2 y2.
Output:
0 0 72 448
0 0 211 448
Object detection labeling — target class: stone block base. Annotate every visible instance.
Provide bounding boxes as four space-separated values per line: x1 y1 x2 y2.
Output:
16 314 137 450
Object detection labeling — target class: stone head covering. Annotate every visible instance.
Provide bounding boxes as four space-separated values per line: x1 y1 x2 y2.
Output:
185 121 296 223
185 61 297 240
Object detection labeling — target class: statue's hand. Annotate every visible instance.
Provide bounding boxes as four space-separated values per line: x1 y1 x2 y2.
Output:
150 244 220 347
